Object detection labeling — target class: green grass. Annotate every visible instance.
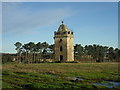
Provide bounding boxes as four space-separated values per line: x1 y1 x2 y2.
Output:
2 63 120 88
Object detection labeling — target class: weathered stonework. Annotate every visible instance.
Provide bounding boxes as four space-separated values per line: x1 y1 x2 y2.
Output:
54 21 74 62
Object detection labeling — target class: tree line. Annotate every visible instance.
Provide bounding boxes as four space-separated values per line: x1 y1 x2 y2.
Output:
2 41 120 63
14 42 54 63
74 44 120 62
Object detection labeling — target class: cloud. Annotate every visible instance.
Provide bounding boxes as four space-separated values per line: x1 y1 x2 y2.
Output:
2 2 73 35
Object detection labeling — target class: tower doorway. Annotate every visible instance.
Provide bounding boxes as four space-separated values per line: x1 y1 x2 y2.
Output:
60 55 63 61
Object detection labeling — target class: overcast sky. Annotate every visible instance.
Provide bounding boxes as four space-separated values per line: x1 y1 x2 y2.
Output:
2 2 118 53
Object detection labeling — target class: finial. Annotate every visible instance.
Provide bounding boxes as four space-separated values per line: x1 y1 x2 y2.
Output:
62 21 64 24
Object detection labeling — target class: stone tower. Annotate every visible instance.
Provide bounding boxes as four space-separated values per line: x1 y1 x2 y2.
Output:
54 21 74 62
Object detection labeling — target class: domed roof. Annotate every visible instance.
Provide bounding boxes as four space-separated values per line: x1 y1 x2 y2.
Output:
58 21 69 32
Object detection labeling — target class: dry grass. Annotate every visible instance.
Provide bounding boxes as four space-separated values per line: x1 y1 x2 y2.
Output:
2 62 120 88
3 62 120 78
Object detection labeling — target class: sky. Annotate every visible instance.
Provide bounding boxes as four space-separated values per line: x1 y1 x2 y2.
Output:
2 2 118 53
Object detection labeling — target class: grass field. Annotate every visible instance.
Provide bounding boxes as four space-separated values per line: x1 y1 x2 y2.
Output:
2 63 120 88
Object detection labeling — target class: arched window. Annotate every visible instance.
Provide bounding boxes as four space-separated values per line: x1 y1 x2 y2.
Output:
60 46 63 51
71 32 73 34
68 31 70 34
59 39 62 43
